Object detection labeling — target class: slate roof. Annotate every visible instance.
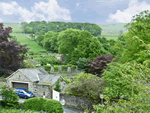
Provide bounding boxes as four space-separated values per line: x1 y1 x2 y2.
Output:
18 68 62 86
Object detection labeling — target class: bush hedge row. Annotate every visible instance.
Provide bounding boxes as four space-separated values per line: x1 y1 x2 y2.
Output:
42 64 76 72
22 97 63 113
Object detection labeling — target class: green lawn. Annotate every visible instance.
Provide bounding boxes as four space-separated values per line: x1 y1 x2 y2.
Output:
10 33 47 53
101 33 119 35
3 22 22 33
105 36 118 40
99 23 128 34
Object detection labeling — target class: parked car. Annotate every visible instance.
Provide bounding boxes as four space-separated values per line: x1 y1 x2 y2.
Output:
14 88 35 99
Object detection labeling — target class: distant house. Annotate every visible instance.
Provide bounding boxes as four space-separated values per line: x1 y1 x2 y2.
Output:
6 68 68 99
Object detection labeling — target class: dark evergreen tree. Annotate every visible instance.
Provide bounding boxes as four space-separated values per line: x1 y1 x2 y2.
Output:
0 23 28 76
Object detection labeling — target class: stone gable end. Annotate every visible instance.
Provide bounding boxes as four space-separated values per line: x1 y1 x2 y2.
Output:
6 70 33 91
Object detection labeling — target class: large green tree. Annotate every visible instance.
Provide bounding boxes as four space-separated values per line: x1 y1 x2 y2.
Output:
58 29 106 64
42 31 58 52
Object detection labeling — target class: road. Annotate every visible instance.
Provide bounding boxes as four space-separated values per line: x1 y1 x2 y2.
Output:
0 96 83 113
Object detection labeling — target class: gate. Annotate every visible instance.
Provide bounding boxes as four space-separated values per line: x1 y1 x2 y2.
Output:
52 90 60 101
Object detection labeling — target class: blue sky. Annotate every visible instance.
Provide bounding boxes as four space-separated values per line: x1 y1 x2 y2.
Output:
0 0 150 24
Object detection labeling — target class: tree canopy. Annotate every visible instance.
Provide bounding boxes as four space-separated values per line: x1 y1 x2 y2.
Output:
57 29 107 64
0 23 28 76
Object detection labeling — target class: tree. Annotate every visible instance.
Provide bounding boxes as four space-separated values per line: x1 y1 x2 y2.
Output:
124 10 150 44
102 61 150 99
65 73 106 100
0 23 28 76
54 80 61 92
25 26 33 33
88 55 114 77
90 62 150 113
42 31 58 52
21 22 28 33
76 57 89 72
58 29 106 64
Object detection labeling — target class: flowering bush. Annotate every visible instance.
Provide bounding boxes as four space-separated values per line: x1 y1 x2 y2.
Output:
1 85 19 107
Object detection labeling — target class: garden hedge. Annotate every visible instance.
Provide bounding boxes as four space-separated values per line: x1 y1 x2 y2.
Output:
22 97 47 111
44 99 63 113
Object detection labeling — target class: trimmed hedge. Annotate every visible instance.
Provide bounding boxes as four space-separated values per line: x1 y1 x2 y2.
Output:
44 65 51 72
44 99 63 113
22 97 47 111
54 66 59 72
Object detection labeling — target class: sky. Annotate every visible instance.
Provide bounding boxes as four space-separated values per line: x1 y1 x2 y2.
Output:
0 0 150 24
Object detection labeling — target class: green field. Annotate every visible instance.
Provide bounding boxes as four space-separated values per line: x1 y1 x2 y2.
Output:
10 33 46 53
99 23 128 34
3 22 22 33
101 33 119 35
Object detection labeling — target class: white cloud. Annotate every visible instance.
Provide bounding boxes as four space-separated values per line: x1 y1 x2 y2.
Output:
76 2 80 7
0 18 3 22
0 0 71 22
106 0 150 23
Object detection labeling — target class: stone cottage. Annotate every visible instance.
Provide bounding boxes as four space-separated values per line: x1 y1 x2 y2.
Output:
6 67 68 99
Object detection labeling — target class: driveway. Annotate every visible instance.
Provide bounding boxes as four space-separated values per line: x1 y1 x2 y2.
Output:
0 96 83 113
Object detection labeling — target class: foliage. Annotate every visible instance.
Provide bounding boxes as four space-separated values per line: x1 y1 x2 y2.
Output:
0 23 28 76
21 21 102 37
44 99 63 113
23 58 37 68
34 55 62 66
54 80 61 92
124 10 150 44
1 85 19 107
65 73 106 100
22 97 47 111
44 65 51 72
24 26 33 33
58 29 106 64
42 31 58 52
89 64 150 113
102 61 150 99
54 65 59 72
76 57 89 71
88 55 114 77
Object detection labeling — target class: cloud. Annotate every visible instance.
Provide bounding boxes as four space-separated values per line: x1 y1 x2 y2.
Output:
0 0 71 23
76 2 80 7
106 0 150 23
0 18 3 22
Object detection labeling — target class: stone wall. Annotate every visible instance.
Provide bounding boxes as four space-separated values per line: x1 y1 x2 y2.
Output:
60 93 100 110
0 82 6 86
33 83 52 99
6 71 33 92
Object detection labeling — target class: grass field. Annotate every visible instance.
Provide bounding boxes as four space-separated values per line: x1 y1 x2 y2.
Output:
10 33 46 53
101 33 119 35
3 22 22 33
99 23 128 34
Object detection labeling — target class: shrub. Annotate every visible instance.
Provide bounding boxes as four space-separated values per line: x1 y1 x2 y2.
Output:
76 57 89 71
1 85 19 107
35 66 43 68
22 97 47 111
44 65 51 72
44 99 63 113
62 65 68 71
65 73 106 100
54 65 59 72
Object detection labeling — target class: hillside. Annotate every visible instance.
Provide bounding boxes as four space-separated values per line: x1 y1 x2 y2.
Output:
3 22 22 33
99 23 128 34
